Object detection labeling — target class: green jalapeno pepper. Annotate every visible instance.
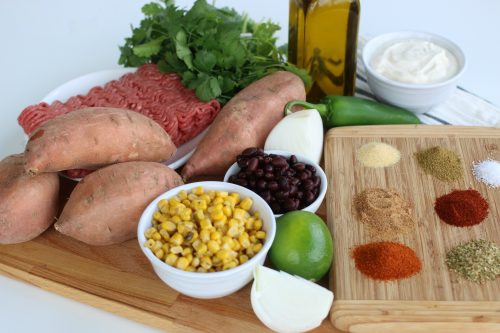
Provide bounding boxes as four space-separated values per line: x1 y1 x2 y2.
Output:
284 96 421 128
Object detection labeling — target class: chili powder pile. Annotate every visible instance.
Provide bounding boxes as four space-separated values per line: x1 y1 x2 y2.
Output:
352 242 422 281
434 189 489 227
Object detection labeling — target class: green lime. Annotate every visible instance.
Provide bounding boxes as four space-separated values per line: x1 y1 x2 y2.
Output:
269 211 333 281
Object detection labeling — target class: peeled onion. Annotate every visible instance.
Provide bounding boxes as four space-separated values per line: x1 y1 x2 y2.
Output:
250 266 334 333
264 109 324 164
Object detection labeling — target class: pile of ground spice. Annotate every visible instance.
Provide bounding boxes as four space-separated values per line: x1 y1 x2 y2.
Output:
472 159 500 188
434 189 489 227
415 146 463 182
357 142 401 168
353 188 415 239
352 242 422 281
446 239 500 283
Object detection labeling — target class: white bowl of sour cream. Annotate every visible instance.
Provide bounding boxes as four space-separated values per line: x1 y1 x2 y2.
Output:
362 31 466 113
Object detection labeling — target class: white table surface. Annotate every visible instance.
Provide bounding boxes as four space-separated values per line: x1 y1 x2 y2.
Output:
1 1 499 332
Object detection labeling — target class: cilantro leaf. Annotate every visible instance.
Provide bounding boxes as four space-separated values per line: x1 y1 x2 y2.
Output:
132 36 166 58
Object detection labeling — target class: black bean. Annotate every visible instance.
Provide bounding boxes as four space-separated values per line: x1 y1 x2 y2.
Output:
306 164 316 173
263 164 274 173
275 191 289 200
263 156 272 164
270 202 281 214
289 155 298 165
278 177 288 188
236 171 247 179
260 190 271 203
313 176 321 187
237 157 248 168
289 185 298 197
246 157 259 171
297 191 304 199
302 179 314 191
264 172 274 180
271 156 287 168
248 179 256 189
257 179 267 190
304 191 315 204
255 148 265 156
293 162 306 171
242 147 258 156
228 175 237 183
235 178 248 187
285 169 296 177
268 180 279 192
298 171 309 181
255 168 264 178
282 198 297 212
290 177 300 186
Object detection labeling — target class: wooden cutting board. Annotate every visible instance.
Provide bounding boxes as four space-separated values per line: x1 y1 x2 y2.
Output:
325 125 500 333
0 177 334 333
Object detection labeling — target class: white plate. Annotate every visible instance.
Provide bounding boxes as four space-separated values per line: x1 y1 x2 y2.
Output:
40 68 208 178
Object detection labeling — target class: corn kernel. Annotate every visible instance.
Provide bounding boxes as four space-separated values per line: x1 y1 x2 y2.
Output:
177 223 187 236
212 256 222 267
255 230 266 239
153 211 163 222
212 196 224 205
178 190 188 200
183 247 193 256
153 240 163 252
160 221 176 233
216 250 230 261
161 243 170 253
193 186 204 196
159 229 170 240
194 209 205 221
232 240 241 251
223 260 237 270
170 245 183 254
244 218 254 230
226 225 239 238
176 257 189 270
233 208 247 221
253 243 263 253
207 190 216 199
170 232 184 246
253 219 263 231
200 229 211 243
210 209 224 221
199 193 211 203
196 243 208 255
207 240 220 253
152 231 162 241
249 235 257 244
182 199 191 207
239 254 249 264
223 196 237 208
200 218 212 230
184 253 193 264
144 227 157 238
191 199 207 211
210 231 221 241
200 256 212 270
197 267 207 273
186 266 196 272
230 192 240 203
145 239 155 249
180 209 192 221
171 215 181 224
239 233 251 249
165 253 178 266
154 249 164 259
192 257 200 268
169 197 181 207
239 197 253 211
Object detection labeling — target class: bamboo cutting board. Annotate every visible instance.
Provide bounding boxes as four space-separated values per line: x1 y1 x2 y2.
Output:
325 125 500 333
0 177 334 333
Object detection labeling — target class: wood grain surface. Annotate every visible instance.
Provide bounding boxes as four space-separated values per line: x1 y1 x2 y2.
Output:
325 125 500 332
0 175 334 333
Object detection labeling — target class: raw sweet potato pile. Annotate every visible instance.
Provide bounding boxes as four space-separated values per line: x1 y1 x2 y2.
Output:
0 71 305 246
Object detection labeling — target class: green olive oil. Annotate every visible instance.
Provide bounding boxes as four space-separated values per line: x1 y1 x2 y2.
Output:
289 0 360 101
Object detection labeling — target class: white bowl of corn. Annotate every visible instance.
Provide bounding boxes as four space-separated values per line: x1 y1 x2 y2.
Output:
137 181 276 299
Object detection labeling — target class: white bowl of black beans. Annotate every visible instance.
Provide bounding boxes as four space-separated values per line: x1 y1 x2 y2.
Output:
224 148 327 217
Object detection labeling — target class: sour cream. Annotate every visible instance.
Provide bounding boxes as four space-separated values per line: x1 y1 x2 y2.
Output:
371 39 458 84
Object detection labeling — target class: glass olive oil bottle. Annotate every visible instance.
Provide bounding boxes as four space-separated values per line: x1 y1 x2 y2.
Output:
289 0 360 101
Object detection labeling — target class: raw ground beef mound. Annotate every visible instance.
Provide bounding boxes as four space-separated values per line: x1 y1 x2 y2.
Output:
18 64 221 147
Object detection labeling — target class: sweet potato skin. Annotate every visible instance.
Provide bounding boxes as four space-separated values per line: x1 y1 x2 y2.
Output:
0 154 59 244
181 71 306 180
55 161 183 246
24 107 176 174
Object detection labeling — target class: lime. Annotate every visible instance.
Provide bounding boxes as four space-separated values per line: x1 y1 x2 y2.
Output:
269 211 333 281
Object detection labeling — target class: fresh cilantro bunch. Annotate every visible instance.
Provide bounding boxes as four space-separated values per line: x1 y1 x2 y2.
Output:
119 0 309 104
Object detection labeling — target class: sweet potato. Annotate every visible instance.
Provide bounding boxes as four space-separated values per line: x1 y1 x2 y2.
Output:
0 154 59 244
181 71 306 180
24 107 176 174
55 161 183 245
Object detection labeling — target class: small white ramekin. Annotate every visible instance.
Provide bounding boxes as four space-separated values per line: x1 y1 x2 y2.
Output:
362 31 467 114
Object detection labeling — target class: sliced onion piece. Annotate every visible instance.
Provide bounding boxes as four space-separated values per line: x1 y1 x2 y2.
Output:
251 265 334 333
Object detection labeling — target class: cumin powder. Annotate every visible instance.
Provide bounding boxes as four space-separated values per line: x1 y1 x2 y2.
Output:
415 146 463 182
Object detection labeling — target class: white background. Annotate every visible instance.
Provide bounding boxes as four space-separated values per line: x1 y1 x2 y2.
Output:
0 1 499 332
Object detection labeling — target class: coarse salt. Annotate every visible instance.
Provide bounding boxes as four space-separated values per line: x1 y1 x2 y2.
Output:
472 159 500 188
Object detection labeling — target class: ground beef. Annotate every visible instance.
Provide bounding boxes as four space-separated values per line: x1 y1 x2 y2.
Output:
18 64 221 147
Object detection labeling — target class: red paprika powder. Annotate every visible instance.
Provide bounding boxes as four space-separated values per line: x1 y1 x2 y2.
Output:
352 242 422 281
434 189 489 227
